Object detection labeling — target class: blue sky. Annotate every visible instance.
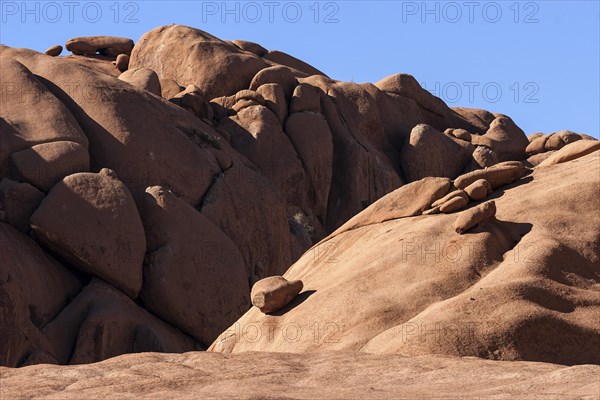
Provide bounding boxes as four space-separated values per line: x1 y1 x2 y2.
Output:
1 1 598 137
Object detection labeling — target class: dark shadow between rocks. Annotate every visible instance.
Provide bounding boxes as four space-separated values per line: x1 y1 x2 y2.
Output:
269 290 316 317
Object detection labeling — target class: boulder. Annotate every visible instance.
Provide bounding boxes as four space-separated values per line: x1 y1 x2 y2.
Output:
400 124 472 182
526 135 549 155
42 279 198 365
446 128 472 142
375 73 448 116
251 276 304 313
527 132 545 142
114 54 129 71
235 89 265 105
30 169 146 298
453 200 496 234
160 78 184 99
0 179 44 232
439 195 469 213
231 40 267 56
472 146 499 168
130 25 269 99
464 179 492 201
0 222 82 367
9 141 90 192
539 140 600 166
290 83 321 113
44 45 62 57
249 66 299 99
256 83 288 124
482 115 529 161
66 36 134 56
138 186 250 345
170 85 214 120
232 99 261 113
118 67 161 96
431 190 468 208
454 162 528 190
545 130 582 151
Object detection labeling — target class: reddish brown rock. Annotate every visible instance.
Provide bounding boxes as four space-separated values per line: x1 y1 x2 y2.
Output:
160 78 184 99
118 67 162 96
114 53 129 71
290 83 321 113
446 128 472 142
42 279 198 365
231 40 267 56
453 200 496 234
256 83 288 124
130 25 268 99
249 65 299 99
66 36 134 56
431 190 468 208
464 179 492 201
251 276 303 313
170 85 214 120
9 141 90 192
400 124 472 182
44 45 62 57
30 169 146 298
138 186 250 344
472 146 499 168
454 161 528 190
526 135 549 155
262 50 325 76
0 222 82 367
539 140 600 166
0 179 44 232
482 115 529 161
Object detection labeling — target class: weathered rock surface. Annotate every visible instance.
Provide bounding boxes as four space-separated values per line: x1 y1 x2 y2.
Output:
139 186 249 345
44 45 62 56
118 67 161 96
30 169 146 298
453 200 497 234
0 179 44 232
212 152 600 366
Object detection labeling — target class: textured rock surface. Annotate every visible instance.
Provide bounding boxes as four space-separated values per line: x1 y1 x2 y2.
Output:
2 352 598 399
251 276 303 313
212 152 600 365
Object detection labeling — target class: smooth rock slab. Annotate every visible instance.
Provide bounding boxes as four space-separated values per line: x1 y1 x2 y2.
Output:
66 36 134 56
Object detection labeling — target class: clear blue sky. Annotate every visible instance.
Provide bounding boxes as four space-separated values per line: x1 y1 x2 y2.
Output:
1 1 598 137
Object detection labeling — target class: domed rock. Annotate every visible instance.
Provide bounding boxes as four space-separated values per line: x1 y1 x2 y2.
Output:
482 115 529 161
472 146 499 168
290 83 321 114
251 276 304 314
0 178 45 232
66 36 134 56
231 40 267 56
249 65 299 99
130 25 269 99
526 135 549 155
118 67 161 96
545 130 582 151
9 141 89 192
139 186 250 344
170 85 214 120
262 50 325 76
400 124 472 182
30 169 146 298
44 45 62 57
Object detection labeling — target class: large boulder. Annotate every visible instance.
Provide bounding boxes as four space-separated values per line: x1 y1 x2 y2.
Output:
481 115 529 161
118 67 161 96
138 186 250 345
66 36 134 56
130 25 269 99
251 276 304 314
42 279 198 365
539 140 600 166
249 66 299 99
8 141 89 192
400 124 472 182
0 222 82 367
30 169 146 298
